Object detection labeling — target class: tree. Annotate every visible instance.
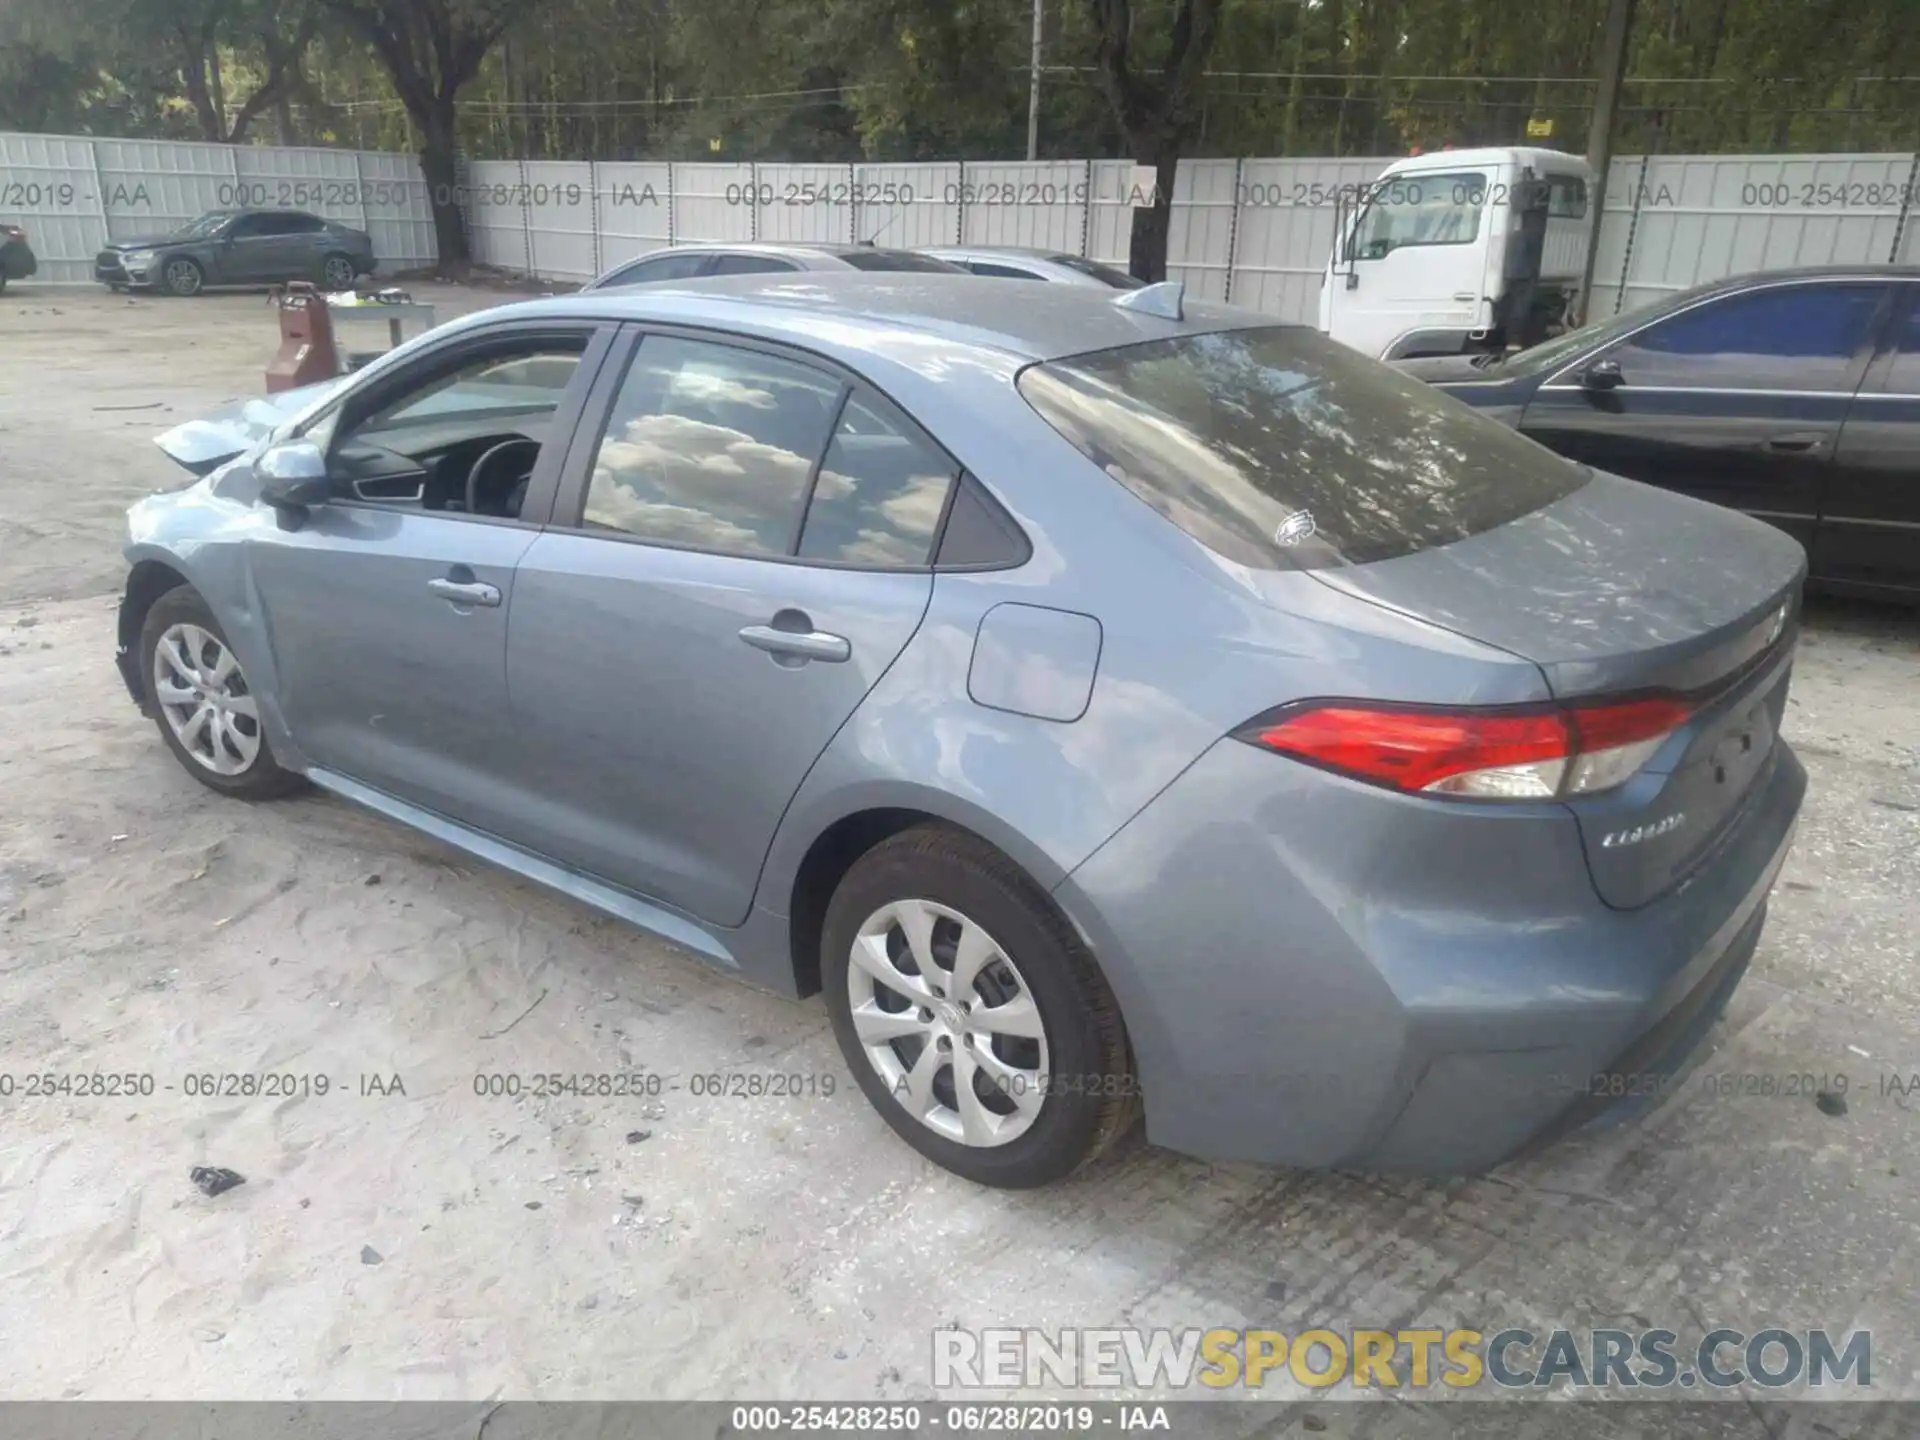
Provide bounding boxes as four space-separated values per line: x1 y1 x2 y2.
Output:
140 0 322 143
1086 0 1222 281
314 0 532 269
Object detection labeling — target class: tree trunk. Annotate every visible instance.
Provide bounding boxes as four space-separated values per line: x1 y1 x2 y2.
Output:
417 104 470 272
1127 149 1178 282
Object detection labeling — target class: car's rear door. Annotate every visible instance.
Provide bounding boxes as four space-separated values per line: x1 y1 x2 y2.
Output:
503 327 959 927
1815 281 1920 594
1516 279 1889 551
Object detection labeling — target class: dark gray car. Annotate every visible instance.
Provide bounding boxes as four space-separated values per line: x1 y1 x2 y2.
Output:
115 274 1806 1188
95 209 377 297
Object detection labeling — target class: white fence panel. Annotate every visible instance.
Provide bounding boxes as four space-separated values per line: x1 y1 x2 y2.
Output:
854 163 958 247
353 149 435 270
1085 159 1142 268
1614 152 1915 313
1584 155 1646 318
522 160 596 280
672 163 755 244
1227 156 1393 321
960 161 1088 252
755 163 854 245
596 161 673 271
0 131 107 282
1166 158 1237 301
465 160 528 272
92 138 238 242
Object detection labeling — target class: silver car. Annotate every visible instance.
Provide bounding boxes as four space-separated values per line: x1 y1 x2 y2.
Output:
919 245 1144 288
582 242 964 291
116 274 1806 1187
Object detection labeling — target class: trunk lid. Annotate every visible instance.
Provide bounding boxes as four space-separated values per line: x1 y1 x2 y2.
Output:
1303 471 1805 908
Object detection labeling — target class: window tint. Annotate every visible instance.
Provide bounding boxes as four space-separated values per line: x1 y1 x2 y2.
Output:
349 341 585 444
1018 325 1587 570
1878 292 1920 395
602 251 710 286
227 214 270 239
840 249 963 273
1611 283 1885 391
1547 176 1588 219
582 336 843 556
283 212 327 234
1048 254 1144 289
968 261 1044 280
709 253 799 275
1354 171 1484 255
797 395 958 565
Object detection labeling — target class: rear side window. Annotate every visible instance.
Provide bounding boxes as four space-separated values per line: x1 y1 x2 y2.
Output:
1048 254 1144 289
797 395 959 565
968 261 1044 280
600 251 710 287
582 336 843 556
840 250 962 273
710 254 798 275
1018 326 1587 570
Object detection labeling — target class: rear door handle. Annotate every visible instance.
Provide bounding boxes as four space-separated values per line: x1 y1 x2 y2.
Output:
428 577 501 607
738 623 851 664
1764 431 1825 453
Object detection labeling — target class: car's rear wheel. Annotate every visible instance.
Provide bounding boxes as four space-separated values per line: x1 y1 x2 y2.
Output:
822 825 1137 1187
162 257 203 297
140 587 303 799
321 253 357 290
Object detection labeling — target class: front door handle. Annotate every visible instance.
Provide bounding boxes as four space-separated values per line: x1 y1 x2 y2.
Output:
428 577 501 608
738 623 851 664
1764 431 1825 453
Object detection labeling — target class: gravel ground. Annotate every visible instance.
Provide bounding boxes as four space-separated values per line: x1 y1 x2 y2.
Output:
0 286 1916 1428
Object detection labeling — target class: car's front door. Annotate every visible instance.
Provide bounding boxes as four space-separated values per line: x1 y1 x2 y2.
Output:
218 213 286 283
246 321 615 832
1817 282 1920 593
1333 168 1492 358
503 329 958 926
1516 279 1889 550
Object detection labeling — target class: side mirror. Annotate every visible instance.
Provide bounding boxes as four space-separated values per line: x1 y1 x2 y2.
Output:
1581 358 1624 391
256 439 333 511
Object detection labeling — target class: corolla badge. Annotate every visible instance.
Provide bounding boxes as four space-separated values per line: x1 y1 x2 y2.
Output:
1601 812 1688 848
1274 509 1318 546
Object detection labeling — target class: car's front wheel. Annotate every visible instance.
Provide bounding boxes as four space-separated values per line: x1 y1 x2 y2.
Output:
822 825 1138 1187
161 256 203 297
140 586 303 799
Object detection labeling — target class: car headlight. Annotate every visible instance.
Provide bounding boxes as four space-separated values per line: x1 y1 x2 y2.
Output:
122 249 155 266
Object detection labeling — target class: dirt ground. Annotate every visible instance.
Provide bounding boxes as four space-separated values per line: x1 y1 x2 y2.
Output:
1 285 1917 1423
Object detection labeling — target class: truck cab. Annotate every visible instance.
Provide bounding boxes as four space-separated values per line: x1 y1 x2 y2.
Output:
1319 147 1594 361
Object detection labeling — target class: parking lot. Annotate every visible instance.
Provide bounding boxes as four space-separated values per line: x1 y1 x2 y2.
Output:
2 288 1918 1422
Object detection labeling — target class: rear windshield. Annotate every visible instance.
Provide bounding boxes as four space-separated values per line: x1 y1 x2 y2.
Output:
1017 325 1587 569
841 250 963 273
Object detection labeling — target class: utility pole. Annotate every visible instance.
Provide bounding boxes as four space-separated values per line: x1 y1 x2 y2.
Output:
1577 0 1636 324
1027 0 1043 160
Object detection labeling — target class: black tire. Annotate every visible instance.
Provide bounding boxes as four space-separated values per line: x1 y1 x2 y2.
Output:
161 256 204 297
0 272 8 294
822 824 1137 1187
320 253 358 291
139 586 304 800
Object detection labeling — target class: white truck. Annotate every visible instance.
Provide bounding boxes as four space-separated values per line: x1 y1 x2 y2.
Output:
1319 146 1596 361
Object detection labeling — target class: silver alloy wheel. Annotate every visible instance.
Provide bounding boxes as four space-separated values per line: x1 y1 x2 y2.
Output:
164 258 201 295
322 255 355 289
153 623 262 776
847 898 1051 1147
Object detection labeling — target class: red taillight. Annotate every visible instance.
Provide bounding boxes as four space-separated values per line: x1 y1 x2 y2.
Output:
1240 695 1694 801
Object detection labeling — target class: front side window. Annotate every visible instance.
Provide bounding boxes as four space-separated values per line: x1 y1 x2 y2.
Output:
797 396 959 565
1353 171 1486 256
1019 325 1587 570
581 336 844 555
1608 283 1885 392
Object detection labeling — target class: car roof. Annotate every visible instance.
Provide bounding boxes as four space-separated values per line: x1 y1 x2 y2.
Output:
630 242 908 262
468 271 1273 364
925 246 1072 261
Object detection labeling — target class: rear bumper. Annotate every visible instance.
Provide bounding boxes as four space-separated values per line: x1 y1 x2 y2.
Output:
1055 733 1806 1174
